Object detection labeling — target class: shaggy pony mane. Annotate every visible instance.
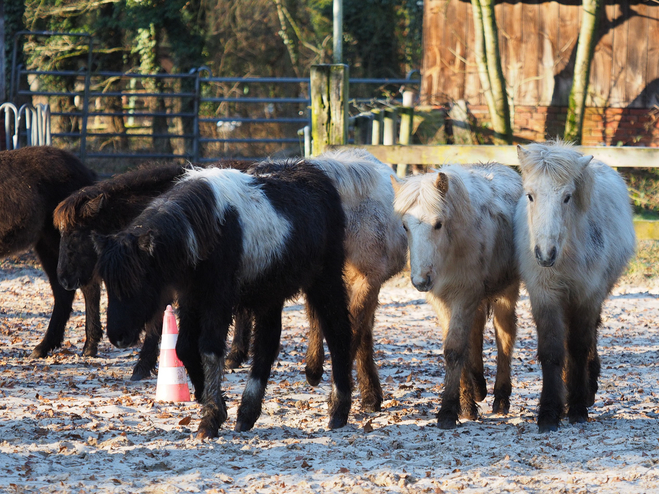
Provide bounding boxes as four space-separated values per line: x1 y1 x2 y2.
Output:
518 140 587 183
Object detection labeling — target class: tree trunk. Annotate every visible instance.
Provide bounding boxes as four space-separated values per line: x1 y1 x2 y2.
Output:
564 0 602 144
470 0 511 144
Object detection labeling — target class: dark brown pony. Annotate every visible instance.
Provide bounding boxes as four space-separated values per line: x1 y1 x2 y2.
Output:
0 146 98 358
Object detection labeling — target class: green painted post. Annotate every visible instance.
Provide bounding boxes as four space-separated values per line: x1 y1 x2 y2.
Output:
311 64 348 156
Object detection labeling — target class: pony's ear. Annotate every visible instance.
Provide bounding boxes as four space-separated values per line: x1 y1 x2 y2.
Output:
574 161 595 212
389 175 402 195
79 193 107 219
137 230 157 256
578 155 593 169
517 145 532 175
434 172 449 196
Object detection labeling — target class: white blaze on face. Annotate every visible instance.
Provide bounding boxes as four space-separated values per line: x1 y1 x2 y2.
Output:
402 206 441 292
524 177 573 266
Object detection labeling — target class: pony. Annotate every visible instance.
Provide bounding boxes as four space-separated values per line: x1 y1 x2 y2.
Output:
0 146 99 358
515 141 635 432
226 148 408 412
93 164 354 438
392 163 522 429
54 160 248 380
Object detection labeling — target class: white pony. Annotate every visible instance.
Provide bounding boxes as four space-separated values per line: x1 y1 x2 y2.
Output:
392 163 522 429
515 140 636 432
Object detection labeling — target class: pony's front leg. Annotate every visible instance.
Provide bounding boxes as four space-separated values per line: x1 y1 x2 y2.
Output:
565 302 601 425
436 298 478 429
195 317 232 439
532 295 566 433
175 308 205 402
130 313 162 381
80 281 102 357
235 305 283 432
31 238 76 358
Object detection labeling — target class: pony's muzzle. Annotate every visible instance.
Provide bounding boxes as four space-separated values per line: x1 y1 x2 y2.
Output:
412 274 433 292
534 245 557 267
58 275 79 291
110 334 140 349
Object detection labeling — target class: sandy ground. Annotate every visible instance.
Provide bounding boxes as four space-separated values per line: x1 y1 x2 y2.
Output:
1 253 659 493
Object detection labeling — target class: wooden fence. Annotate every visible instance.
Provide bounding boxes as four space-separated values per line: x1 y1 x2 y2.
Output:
310 63 659 240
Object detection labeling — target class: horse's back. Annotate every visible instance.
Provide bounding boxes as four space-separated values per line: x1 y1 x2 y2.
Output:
0 146 95 256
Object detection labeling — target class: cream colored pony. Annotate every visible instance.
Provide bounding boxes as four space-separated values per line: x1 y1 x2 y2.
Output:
392 163 522 429
515 141 635 432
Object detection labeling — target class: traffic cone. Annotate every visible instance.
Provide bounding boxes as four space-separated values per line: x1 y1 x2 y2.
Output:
155 305 191 402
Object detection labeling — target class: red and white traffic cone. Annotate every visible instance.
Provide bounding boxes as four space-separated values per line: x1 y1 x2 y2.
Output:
155 305 191 402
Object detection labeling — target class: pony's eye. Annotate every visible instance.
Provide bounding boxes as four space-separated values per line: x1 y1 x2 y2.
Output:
434 221 442 230
402 223 408 232
527 194 534 202
564 194 571 204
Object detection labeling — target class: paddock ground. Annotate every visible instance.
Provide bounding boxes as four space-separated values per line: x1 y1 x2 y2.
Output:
1 253 658 493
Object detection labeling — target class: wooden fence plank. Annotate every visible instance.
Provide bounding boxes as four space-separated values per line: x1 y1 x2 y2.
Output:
625 3 649 108
341 144 659 168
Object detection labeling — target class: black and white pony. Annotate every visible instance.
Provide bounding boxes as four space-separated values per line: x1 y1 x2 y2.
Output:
227 149 407 412
0 146 99 358
54 160 248 380
515 141 635 432
93 164 353 438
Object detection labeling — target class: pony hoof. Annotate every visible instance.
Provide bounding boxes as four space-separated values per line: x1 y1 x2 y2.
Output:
436 411 458 429
437 418 458 430
328 414 348 430
196 427 219 440
30 345 50 359
234 421 254 432
305 366 323 387
568 411 588 425
360 399 382 413
459 408 478 421
130 367 152 381
225 358 242 370
492 397 510 415
82 346 98 357
473 376 487 403
537 421 559 433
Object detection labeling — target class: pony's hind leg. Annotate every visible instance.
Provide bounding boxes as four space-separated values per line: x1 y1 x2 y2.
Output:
565 302 600 425
235 305 283 432
226 308 253 369
468 303 488 403
31 236 76 358
305 276 353 430
304 312 325 386
492 283 519 415
130 314 162 381
80 281 103 357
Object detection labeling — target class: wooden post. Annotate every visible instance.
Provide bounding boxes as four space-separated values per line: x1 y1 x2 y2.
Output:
311 64 348 156
371 109 383 145
397 90 415 177
383 109 397 146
